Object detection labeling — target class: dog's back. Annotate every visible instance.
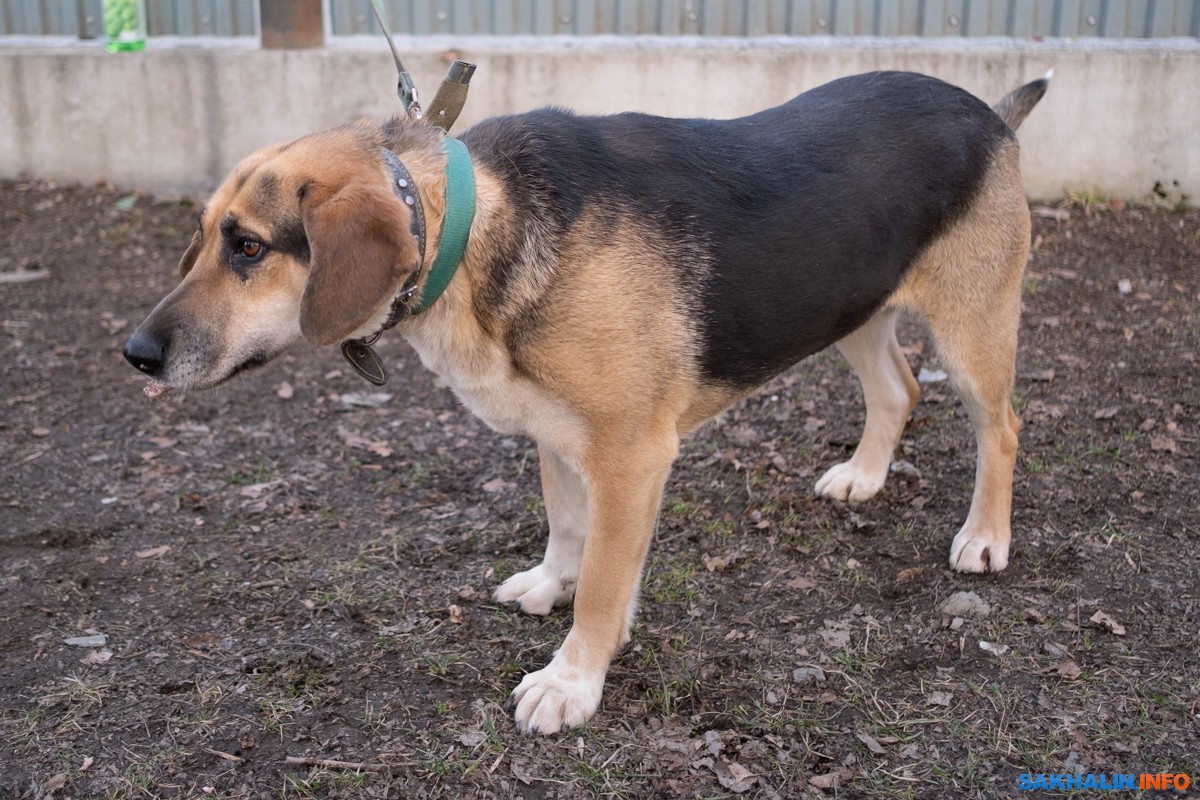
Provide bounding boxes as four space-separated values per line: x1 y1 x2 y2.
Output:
462 71 1030 388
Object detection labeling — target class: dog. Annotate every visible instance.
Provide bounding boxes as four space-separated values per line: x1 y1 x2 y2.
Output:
124 70 1049 734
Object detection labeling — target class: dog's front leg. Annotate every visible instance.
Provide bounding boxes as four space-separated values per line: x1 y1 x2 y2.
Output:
511 439 676 734
494 445 587 615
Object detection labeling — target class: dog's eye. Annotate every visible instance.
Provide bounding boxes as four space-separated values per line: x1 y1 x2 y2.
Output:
240 239 264 259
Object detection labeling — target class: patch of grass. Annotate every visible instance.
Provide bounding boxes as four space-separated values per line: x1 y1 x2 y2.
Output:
662 495 696 518
554 750 642 798
257 695 298 739
103 747 191 800
638 648 701 719
283 769 371 798
1064 186 1110 213
227 458 273 485
37 673 112 732
423 652 461 677
702 517 736 538
645 552 698 606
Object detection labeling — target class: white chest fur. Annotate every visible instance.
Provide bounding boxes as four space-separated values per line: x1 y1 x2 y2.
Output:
404 316 584 463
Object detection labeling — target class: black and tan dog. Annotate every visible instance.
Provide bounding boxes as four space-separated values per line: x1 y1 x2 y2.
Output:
124 70 1049 734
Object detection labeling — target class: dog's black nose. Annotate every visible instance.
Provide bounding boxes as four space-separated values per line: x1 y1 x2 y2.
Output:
123 329 167 376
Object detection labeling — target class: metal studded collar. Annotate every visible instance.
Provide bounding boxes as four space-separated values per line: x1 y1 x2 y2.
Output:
381 147 427 312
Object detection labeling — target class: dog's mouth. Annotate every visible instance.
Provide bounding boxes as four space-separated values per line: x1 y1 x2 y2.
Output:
227 351 272 380
140 351 273 400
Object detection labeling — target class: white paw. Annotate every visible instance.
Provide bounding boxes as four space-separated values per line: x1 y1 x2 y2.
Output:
949 525 1010 573
814 461 886 503
493 564 575 616
511 655 604 735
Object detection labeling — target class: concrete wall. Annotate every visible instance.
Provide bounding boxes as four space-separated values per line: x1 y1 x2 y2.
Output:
1 35 1197 201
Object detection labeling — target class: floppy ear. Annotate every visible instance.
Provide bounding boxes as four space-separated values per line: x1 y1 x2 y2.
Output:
178 230 202 277
299 180 420 346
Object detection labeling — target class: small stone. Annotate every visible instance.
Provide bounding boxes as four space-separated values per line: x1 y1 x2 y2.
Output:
1043 641 1069 658
64 634 108 648
890 460 921 480
978 640 1009 656
940 591 991 618
792 667 827 685
918 368 948 383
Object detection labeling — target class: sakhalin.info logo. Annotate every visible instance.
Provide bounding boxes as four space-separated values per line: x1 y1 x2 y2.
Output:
1017 772 1192 791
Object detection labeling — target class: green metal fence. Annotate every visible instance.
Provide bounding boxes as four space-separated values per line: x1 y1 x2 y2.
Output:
3 0 1197 38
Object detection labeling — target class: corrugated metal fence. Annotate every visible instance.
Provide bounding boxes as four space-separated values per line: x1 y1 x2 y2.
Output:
3 0 1198 38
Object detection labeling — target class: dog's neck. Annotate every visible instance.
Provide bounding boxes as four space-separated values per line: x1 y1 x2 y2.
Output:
338 135 477 386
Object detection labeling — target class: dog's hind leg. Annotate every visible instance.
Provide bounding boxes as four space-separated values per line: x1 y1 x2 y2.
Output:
929 287 1022 573
911 144 1029 573
815 308 920 503
494 445 587 615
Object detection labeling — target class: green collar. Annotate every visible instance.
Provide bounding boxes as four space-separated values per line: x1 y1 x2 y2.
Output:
339 137 475 386
410 136 475 315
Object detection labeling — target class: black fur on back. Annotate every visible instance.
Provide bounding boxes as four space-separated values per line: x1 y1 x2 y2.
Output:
461 71 1013 389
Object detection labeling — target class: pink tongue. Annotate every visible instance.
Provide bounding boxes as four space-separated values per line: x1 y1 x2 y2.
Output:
143 380 171 399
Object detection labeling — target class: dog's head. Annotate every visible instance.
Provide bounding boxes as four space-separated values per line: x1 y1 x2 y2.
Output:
123 121 426 395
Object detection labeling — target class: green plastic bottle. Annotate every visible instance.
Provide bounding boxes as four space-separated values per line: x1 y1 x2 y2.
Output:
103 0 146 52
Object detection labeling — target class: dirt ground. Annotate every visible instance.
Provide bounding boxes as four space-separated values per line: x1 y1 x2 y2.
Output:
1 177 1197 800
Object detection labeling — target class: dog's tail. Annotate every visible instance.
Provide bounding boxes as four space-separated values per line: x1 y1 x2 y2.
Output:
992 69 1053 131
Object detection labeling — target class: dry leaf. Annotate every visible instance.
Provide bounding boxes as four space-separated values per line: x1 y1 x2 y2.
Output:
809 766 855 789
819 627 851 649
927 690 953 707
713 759 757 793
895 566 924 584
1093 406 1120 419
703 553 732 573
1150 435 1178 454
787 576 816 590
1053 661 1082 679
276 381 294 399
81 649 113 665
856 732 887 754
482 478 515 493
367 441 393 458
448 604 463 624
1090 610 1126 635
135 545 171 559
458 730 486 747
510 760 533 785
184 633 221 650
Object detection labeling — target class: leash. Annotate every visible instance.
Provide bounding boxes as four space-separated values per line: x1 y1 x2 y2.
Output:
368 0 419 114
340 3 478 385
367 0 476 129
